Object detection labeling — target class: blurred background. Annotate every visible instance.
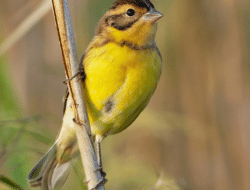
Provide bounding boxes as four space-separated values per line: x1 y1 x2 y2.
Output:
0 0 249 189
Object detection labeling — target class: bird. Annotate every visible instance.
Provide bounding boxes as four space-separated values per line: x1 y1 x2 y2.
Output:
28 0 163 189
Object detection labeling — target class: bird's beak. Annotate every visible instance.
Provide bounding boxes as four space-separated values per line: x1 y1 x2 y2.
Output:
143 8 163 23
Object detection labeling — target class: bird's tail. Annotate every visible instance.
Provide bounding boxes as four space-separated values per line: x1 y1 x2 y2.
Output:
28 144 75 190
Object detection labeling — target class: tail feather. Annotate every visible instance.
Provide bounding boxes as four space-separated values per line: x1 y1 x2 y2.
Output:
53 161 74 189
28 144 75 190
28 144 57 188
42 158 75 190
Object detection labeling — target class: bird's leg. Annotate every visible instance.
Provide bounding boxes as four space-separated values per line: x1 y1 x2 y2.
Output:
90 138 107 190
95 140 106 177
90 178 107 190
63 67 85 85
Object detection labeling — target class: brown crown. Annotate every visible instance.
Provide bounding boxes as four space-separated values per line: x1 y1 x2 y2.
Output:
110 0 154 11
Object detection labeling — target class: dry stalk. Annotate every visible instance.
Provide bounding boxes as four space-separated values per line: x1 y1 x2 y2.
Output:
51 0 105 189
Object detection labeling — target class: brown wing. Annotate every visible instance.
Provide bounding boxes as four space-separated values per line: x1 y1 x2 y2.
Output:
62 53 86 115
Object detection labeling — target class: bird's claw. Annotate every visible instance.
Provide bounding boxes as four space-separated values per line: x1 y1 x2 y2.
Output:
63 67 85 85
90 178 107 190
95 167 106 178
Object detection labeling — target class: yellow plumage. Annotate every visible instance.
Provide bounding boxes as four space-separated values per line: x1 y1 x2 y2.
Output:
84 41 161 136
28 0 162 189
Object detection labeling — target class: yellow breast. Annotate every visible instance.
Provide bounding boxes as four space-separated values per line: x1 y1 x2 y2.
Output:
83 42 161 137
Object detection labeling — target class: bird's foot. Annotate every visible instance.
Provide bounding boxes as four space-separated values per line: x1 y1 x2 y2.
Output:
95 167 106 178
63 67 85 85
90 177 107 190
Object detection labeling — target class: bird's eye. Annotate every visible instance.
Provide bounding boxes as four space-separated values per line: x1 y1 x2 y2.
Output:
126 9 135 16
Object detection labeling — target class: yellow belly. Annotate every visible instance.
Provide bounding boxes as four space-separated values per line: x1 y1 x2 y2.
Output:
83 42 161 137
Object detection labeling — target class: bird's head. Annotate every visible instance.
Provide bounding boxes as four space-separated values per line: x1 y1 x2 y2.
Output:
96 0 163 47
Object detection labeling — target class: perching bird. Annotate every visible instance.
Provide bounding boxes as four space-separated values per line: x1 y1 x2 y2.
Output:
28 0 162 189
